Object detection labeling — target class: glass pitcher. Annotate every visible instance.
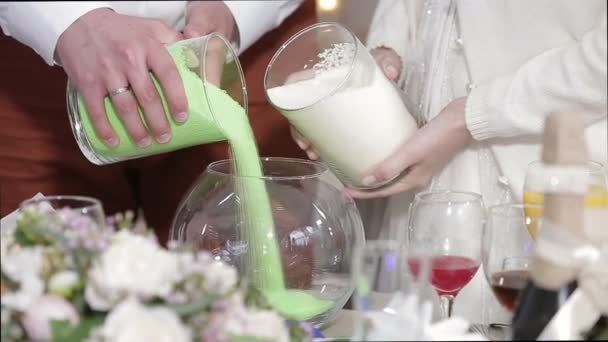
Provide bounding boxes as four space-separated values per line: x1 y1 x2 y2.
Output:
66 33 246 165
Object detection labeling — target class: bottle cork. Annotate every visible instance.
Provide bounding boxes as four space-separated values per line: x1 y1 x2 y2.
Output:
531 112 589 289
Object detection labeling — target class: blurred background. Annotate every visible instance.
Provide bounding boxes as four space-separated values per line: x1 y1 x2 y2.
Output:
315 0 379 41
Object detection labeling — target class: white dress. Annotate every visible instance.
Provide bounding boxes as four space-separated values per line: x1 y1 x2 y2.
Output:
363 0 608 324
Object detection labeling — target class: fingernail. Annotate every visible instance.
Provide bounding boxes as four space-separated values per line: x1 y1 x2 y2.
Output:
308 151 319 160
156 133 172 144
137 136 151 148
296 140 307 150
105 136 119 147
175 112 188 123
386 65 398 79
362 175 378 186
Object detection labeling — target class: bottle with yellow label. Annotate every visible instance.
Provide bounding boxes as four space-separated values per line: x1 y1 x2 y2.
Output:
523 160 608 240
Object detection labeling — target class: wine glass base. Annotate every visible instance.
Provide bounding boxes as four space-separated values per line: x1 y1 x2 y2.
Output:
469 323 511 341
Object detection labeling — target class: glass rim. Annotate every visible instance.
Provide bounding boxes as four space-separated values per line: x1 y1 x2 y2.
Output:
202 32 248 116
206 157 330 180
527 160 604 172
488 202 543 217
263 22 359 113
19 195 103 211
413 190 483 204
357 239 429 257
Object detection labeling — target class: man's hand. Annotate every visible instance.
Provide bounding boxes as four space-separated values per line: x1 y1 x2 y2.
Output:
56 8 187 147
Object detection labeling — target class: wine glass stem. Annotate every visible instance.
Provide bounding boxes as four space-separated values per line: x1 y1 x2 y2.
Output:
439 294 455 319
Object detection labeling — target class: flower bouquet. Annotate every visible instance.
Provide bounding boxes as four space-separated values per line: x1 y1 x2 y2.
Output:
0 197 312 341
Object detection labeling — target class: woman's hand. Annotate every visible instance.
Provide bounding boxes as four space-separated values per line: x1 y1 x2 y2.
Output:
290 46 403 159
347 97 473 199
370 47 402 81
56 8 188 148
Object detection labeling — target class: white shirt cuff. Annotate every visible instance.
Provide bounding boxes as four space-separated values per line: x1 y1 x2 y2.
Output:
223 0 302 54
4 2 114 65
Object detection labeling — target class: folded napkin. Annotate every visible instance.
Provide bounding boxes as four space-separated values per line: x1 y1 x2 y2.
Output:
361 293 487 341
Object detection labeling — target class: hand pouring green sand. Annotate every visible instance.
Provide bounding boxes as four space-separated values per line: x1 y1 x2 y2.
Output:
73 35 331 320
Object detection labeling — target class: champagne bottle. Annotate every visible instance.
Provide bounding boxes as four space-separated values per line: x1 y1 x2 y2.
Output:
511 112 588 340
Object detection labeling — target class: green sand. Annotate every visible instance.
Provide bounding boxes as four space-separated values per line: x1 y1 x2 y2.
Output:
79 41 331 320
207 67 332 321
79 41 225 158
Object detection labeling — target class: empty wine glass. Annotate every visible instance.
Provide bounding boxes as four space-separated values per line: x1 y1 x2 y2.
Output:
523 160 608 240
19 195 106 229
407 190 485 319
353 240 433 341
482 204 536 313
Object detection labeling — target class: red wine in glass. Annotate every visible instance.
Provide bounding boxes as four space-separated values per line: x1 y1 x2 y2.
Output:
408 255 480 296
490 269 529 311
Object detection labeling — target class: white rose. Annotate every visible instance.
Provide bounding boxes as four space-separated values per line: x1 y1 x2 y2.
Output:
1 245 43 283
0 246 44 310
49 271 79 297
0 231 14 263
94 297 190 342
205 305 289 342
85 231 181 310
21 295 79 341
177 252 237 295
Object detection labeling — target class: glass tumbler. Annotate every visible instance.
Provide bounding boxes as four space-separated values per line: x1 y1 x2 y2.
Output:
264 22 418 189
67 34 247 165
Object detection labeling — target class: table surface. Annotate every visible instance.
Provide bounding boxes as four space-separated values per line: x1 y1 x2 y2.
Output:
320 304 509 341
321 310 359 339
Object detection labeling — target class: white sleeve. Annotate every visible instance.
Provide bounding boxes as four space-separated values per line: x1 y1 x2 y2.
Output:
223 0 302 54
366 0 409 60
465 15 608 140
0 1 114 66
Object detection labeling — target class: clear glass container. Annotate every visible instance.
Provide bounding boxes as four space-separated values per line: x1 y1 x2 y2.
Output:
170 157 365 326
264 22 418 189
67 34 247 165
20 195 106 229
523 160 608 240
482 203 536 314
352 240 434 341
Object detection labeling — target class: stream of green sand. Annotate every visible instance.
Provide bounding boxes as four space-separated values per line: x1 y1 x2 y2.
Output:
79 40 332 320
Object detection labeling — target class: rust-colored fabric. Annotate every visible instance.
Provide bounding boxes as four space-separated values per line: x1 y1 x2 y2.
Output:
0 1 316 243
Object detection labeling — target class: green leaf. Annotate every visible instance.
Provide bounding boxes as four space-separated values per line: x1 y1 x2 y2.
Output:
229 335 272 342
70 288 87 313
244 286 271 309
1 271 18 291
51 315 104 342
14 212 65 247
50 320 72 341
161 296 215 317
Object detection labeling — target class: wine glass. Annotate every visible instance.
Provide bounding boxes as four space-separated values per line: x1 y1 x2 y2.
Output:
19 195 106 229
523 160 608 240
407 190 485 319
352 240 433 341
482 203 536 313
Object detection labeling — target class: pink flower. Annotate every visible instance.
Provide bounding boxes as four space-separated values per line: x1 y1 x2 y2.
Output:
21 295 79 341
